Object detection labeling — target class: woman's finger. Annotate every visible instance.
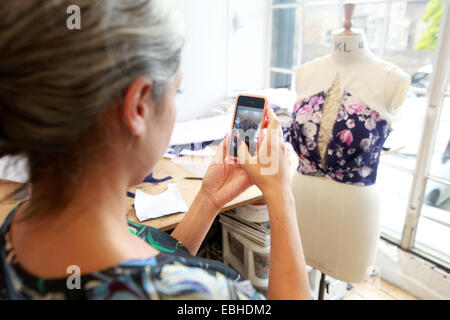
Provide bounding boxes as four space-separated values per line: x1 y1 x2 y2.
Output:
237 140 250 167
266 110 274 152
266 109 281 154
268 108 281 131
222 132 231 163
278 124 284 142
211 133 229 165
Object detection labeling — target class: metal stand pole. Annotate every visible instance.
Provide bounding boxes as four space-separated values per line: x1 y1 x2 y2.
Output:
318 272 326 300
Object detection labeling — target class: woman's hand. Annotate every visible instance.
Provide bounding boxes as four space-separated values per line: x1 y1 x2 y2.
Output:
171 135 253 255
200 134 254 212
237 108 291 198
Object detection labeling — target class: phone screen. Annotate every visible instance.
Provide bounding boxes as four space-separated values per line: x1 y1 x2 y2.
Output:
229 96 265 158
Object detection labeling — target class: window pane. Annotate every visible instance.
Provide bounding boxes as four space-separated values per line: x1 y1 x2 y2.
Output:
384 1 435 89
271 8 301 69
270 72 292 89
378 165 413 240
352 3 386 56
302 4 340 64
415 180 450 264
382 93 428 171
429 98 450 179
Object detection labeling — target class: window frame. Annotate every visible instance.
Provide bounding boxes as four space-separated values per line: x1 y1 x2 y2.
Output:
267 0 450 270
403 0 450 270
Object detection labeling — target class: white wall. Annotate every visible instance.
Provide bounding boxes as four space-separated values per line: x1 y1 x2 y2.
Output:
174 0 228 122
227 0 269 95
175 0 269 121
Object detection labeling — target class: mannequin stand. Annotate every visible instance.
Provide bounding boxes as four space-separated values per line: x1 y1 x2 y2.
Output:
318 272 326 300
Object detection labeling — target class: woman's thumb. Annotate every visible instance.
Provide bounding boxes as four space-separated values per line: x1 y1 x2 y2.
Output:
237 141 250 166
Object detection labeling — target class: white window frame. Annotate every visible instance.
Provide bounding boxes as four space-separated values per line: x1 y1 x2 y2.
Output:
267 0 450 270
403 0 450 269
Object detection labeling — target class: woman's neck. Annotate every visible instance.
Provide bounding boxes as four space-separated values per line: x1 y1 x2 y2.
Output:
10 163 158 279
330 30 372 66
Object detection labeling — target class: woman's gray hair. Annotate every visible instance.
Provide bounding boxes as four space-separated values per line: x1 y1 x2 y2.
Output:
0 0 185 214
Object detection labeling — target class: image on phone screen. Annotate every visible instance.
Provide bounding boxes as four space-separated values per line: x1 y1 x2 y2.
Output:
229 101 264 158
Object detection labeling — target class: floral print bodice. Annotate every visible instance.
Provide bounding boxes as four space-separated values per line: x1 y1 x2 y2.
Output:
287 89 392 186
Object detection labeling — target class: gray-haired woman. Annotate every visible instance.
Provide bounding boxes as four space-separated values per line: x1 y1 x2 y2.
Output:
0 0 311 300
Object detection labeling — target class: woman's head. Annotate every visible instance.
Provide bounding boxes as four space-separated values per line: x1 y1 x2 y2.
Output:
0 0 185 215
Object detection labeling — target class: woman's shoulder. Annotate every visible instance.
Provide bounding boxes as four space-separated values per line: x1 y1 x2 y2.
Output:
133 254 264 300
1 213 265 300
80 253 265 300
2 247 264 300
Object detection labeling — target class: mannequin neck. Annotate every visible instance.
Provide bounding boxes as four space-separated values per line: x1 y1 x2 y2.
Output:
331 30 372 66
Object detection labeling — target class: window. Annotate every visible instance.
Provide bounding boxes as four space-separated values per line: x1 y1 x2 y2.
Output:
413 94 450 265
270 7 301 88
302 4 341 64
269 0 450 268
271 8 300 70
377 166 413 239
353 2 386 56
416 180 450 263
270 71 293 89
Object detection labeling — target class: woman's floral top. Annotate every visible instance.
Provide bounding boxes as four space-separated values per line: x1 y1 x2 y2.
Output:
0 202 264 300
287 89 392 186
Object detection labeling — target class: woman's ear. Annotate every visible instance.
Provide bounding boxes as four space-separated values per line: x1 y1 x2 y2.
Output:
122 77 154 137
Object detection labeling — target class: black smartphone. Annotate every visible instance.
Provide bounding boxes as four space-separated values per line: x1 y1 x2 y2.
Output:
229 94 268 158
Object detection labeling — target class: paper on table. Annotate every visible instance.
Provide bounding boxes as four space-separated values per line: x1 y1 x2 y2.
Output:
169 114 232 146
0 156 28 183
172 157 211 178
163 149 177 159
134 184 188 222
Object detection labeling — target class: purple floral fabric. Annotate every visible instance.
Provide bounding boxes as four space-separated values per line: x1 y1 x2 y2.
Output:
287 90 391 186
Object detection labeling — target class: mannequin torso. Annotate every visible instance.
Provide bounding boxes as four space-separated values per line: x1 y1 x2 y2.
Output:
291 31 410 283
296 33 410 119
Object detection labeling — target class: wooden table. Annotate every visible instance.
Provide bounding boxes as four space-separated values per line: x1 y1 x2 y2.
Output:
125 157 264 231
0 180 21 226
0 149 299 231
0 160 265 232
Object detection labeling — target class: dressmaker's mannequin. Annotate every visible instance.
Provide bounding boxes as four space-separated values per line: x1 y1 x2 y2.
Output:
290 3 410 287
